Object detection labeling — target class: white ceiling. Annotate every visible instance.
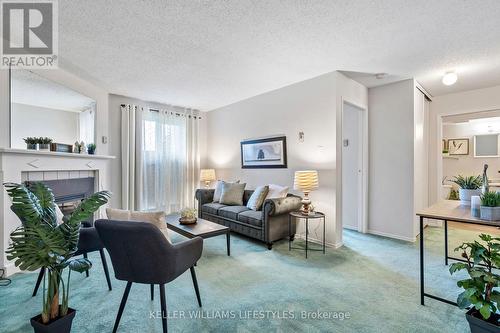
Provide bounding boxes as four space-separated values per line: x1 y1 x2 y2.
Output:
12 70 95 112
58 1 500 111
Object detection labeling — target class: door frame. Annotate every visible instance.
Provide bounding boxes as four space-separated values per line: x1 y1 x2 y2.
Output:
340 99 368 233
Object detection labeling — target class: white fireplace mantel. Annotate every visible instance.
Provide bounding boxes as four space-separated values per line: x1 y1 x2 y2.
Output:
0 147 115 276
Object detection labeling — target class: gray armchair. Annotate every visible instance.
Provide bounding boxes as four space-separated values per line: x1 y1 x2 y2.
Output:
95 219 203 333
195 189 302 249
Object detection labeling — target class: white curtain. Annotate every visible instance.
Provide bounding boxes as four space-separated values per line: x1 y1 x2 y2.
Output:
79 102 96 144
121 104 200 213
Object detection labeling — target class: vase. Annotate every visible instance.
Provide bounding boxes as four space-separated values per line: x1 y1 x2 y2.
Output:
27 143 38 150
30 308 76 333
459 189 482 206
465 308 500 333
38 144 50 151
480 206 500 221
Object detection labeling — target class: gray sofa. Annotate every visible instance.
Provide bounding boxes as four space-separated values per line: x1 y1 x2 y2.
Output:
195 189 302 249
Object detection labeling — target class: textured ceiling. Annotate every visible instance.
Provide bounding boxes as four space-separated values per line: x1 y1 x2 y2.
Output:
58 1 500 111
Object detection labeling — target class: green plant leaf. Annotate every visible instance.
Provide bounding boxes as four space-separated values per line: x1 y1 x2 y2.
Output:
479 303 492 320
66 258 92 273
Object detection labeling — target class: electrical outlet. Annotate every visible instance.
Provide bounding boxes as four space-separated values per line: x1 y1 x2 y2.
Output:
102 136 108 144
299 131 304 142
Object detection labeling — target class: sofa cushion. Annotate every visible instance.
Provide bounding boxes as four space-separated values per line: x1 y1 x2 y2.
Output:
265 184 289 200
218 206 250 220
220 182 246 205
106 208 170 242
246 185 269 211
202 203 227 215
213 180 240 202
238 210 263 227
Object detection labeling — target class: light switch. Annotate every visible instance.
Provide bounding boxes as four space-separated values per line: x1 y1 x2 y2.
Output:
299 131 304 142
102 136 108 144
343 139 349 147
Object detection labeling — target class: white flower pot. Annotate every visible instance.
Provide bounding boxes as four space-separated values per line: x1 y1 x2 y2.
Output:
480 206 500 221
459 189 482 206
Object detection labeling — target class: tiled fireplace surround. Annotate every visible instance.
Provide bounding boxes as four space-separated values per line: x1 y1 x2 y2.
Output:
0 148 114 276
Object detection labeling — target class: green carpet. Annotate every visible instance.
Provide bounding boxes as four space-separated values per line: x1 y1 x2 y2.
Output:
0 225 483 333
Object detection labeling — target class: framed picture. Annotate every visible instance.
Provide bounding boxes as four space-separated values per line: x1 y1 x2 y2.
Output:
448 138 469 155
240 136 287 169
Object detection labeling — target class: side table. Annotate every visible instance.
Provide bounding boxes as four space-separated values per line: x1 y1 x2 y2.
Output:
288 211 326 258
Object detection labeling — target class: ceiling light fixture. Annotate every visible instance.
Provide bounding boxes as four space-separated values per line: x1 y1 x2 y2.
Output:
442 71 458 86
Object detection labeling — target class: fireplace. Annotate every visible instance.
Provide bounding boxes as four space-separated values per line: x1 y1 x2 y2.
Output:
25 177 96 226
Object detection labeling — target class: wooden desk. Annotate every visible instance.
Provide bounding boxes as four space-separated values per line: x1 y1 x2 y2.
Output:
416 200 500 306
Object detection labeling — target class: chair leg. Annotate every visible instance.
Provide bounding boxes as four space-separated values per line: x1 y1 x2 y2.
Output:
113 282 132 333
159 284 168 333
99 249 112 291
83 253 89 277
190 266 202 307
32 267 45 297
150 284 154 301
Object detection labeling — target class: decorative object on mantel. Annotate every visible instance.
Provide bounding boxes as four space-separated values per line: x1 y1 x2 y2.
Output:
80 141 86 154
200 169 216 188
179 207 197 224
451 175 482 206
73 141 87 154
50 143 73 153
38 137 53 151
471 195 481 218
479 191 500 221
4 182 110 333
294 170 319 215
448 138 469 155
449 234 500 333
23 137 38 150
240 136 287 168
87 143 96 155
482 164 489 194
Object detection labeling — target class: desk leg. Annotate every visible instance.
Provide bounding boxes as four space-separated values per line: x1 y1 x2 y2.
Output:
226 232 230 256
323 217 326 254
420 215 425 306
305 218 309 259
288 215 292 251
444 220 448 266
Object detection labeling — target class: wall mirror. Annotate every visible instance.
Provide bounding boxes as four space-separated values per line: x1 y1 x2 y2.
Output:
474 134 499 157
10 69 96 149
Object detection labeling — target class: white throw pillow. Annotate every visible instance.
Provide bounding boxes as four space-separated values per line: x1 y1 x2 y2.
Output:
213 180 240 202
265 184 289 200
106 208 170 242
55 205 65 225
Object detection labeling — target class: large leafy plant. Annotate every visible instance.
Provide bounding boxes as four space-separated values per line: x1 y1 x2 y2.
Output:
4 182 110 324
451 175 482 190
450 234 500 320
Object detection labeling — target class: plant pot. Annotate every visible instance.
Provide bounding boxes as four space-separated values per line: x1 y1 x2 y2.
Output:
480 206 500 221
88 149 95 155
38 144 50 151
30 308 76 333
27 143 38 150
459 189 482 206
465 308 500 333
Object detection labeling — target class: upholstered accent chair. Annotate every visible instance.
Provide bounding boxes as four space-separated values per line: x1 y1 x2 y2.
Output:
95 219 203 333
196 189 302 249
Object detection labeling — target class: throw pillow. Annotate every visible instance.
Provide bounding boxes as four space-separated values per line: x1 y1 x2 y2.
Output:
265 184 289 200
213 180 239 202
220 182 247 206
246 185 269 211
106 208 170 242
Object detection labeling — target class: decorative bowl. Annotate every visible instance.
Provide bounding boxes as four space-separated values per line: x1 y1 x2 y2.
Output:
179 217 197 225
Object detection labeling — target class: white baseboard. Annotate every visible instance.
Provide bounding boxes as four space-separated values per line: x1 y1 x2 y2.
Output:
295 233 343 249
367 229 416 242
2 262 22 277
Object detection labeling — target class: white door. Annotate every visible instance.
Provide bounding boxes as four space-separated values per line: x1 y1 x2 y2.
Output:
342 102 363 231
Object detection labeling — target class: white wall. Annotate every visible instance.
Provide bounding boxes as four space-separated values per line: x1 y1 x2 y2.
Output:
11 103 79 148
430 85 500 204
205 71 367 248
368 79 417 241
108 94 207 209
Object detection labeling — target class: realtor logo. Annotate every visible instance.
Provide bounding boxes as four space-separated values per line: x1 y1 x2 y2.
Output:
1 0 58 68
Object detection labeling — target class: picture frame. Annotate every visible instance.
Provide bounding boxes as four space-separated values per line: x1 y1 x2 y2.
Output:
240 136 287 169
447 138 469 155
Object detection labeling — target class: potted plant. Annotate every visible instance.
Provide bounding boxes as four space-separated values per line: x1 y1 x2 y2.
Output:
480 191 500 221
450 234 500 333
24 137 39 150
451 175 483 205
179 208 197 224
87 143 96 155
4 182 110 333
38 137 53 151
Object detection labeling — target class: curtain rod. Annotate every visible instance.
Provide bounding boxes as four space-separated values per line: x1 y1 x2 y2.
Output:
120 104 201 119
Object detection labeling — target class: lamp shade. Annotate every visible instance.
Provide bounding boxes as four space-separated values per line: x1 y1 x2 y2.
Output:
200 169 216 182
294 170 319 192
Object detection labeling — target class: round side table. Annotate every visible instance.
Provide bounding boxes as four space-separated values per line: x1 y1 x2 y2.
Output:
288 211 326 258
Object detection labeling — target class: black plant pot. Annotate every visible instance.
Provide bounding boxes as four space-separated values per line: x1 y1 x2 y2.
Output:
30 308 76 333
466 308 500 333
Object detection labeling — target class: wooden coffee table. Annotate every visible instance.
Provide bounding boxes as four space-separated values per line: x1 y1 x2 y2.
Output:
166 214 231 256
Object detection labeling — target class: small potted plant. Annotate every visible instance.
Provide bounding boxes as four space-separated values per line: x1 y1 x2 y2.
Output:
4 182 110 333
87 143 96 155
179 208 197 225
451 175 482 205
38 137 53 151
24 137 39 150
480 191 500 221
449 234 500 333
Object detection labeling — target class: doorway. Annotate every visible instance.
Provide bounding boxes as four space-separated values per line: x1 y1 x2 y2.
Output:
341 101 366 232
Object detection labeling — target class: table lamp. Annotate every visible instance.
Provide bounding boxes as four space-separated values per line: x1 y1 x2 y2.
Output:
294 170 319 215
200 169 216 188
